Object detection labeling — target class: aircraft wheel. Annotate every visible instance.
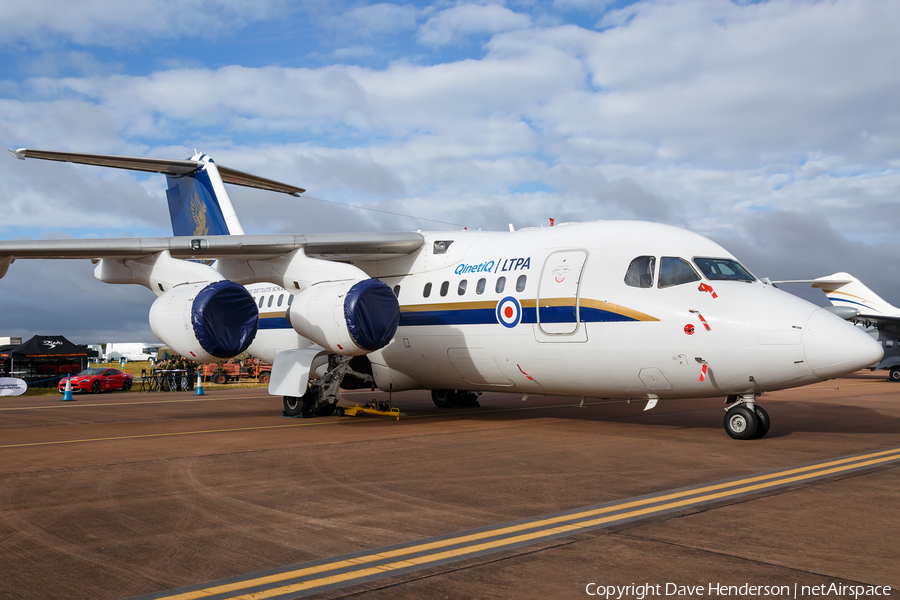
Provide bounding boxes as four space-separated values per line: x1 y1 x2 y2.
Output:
431 389 459 408
458 392 481 408
91 381 101 394
724 406 758 440
313 396 338 417
283 395 302 416
888 367 900 382
752 406 770 439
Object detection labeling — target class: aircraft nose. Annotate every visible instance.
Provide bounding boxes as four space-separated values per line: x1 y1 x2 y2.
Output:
804 308 883 379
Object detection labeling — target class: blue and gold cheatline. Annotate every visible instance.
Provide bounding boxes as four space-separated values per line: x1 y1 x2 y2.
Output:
398 298 658 327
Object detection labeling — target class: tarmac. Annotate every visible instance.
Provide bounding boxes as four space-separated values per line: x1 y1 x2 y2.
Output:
0 371 897 600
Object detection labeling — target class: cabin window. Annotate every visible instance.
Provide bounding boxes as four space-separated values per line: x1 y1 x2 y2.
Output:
625 256 656 288
516 275 527 292
423 282 432 298
458 280 467 295
693 257 755 282
393 285 401 298
258 296 264 308
658 257 701 288
476 278 486 294
277 294 284 307
440 281 449 297
496 277 506 294
287 294 294 306
267 295 274 308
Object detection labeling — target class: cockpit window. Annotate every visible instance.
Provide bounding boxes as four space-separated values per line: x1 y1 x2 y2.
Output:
658 257 701 288
693 257 756 282
624 256 656 288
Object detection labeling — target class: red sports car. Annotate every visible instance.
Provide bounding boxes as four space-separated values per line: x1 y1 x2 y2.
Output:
58 368 133 394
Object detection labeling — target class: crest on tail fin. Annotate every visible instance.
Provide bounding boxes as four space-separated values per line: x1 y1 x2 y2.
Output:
166 159 232 236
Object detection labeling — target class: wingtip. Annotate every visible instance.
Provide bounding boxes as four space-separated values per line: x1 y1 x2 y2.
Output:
8 148 26 160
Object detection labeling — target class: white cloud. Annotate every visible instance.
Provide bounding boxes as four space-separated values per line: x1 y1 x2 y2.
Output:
0 0 286 48
418 3 532 46
339 3 419 37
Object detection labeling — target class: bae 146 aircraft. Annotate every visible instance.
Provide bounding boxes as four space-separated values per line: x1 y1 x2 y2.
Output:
1 148 884 439
776 273 900 381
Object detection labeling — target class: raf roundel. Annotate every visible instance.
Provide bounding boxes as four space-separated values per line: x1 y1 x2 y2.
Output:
496 296 522 328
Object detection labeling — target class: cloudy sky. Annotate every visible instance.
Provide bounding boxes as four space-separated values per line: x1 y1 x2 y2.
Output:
1 0 898 344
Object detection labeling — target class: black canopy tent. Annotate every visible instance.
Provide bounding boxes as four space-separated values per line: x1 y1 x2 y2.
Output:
0 335 99 386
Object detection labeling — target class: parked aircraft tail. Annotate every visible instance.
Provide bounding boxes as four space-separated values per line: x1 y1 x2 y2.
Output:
8 148 306 237
807 272 897 317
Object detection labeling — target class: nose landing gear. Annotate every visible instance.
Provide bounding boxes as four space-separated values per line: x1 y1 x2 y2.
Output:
723 394 770 440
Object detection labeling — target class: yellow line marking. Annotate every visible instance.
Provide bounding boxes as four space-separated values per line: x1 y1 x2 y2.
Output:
152 447 900 600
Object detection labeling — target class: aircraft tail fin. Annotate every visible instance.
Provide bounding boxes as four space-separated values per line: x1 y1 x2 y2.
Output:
165 153 241 236
9 148 305 237
808 272 897 317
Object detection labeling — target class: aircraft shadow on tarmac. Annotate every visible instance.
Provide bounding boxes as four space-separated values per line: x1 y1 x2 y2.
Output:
371 392 900 438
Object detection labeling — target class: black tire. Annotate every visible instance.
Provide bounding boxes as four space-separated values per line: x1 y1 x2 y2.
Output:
431 389 459 408
752 405 770 439
888 367 900 382
259 372 270 384
336 407 345 417
283 395 304 417
724 406 759 440
213 373 228 385
91 380 101 394
123 379 132 392
313 402 337 417
458 392 481 408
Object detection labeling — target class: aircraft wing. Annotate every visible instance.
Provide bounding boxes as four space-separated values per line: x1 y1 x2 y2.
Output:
848 313 900 336
0 232 425 263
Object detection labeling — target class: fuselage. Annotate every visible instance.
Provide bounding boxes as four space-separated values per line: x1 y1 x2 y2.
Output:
247 220 882 400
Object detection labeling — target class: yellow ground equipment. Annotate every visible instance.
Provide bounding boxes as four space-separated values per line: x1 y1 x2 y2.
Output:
336 400 403 420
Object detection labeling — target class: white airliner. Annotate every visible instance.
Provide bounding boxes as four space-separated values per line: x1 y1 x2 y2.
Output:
1 148 883 439
776 273 900 381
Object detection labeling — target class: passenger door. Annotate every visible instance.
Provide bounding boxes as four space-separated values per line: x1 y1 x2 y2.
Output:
535 250 588 342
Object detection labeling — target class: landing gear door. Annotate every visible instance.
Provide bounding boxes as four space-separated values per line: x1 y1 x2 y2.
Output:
536 249 588 340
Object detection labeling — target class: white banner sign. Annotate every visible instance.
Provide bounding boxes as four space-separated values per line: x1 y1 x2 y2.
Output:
0 378 28 397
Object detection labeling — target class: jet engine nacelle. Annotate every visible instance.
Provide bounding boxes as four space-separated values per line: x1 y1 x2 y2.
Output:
286 278 400 356
149 280 259 363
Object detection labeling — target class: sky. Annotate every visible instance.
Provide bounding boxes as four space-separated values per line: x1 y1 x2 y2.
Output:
0 0 899 345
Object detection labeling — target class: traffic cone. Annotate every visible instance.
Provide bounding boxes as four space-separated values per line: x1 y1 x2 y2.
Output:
61 374 74 401
195 371 205 396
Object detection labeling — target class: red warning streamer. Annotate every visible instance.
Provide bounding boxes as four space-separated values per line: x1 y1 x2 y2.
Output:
699 364 708 382
517 364 536 382
698 283 718 298
698 314 710 331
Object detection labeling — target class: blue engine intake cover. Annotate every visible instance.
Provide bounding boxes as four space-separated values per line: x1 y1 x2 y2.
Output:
191 281 259 358
344 279 400 352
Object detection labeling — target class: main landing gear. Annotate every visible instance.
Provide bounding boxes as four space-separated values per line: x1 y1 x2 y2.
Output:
430 389 481 408
723 394 769 440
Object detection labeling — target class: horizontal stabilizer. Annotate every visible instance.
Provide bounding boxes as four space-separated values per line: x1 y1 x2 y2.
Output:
9 148 305 196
